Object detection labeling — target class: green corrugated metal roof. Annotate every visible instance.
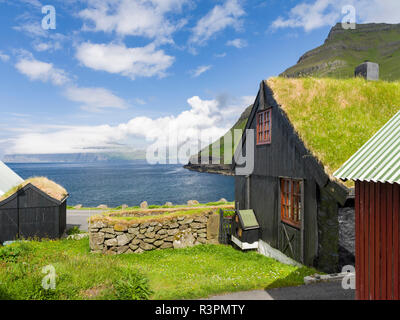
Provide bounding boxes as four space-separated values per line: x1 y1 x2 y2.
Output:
333 110 400 184
238 210 259 229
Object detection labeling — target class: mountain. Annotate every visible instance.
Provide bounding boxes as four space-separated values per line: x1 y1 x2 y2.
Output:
185 23 400 174
3 151 146 163
184 104 252 175
281 23 400 80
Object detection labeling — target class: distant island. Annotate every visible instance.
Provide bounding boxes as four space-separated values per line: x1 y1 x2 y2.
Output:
3 151 146 163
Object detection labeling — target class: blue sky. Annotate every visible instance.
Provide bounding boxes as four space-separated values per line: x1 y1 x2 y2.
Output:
0 0 398 157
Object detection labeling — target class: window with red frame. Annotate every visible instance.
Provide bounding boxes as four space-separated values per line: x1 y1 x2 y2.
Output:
280 178 302 229
256 109 271 145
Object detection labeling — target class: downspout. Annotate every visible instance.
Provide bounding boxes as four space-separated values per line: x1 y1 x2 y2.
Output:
246 175 251 209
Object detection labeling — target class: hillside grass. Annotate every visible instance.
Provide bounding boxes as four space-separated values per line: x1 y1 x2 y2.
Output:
0 239 316 300
281 23 400 80
268 77 400 181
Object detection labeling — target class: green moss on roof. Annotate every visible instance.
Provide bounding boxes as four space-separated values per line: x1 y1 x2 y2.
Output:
267 77 400 184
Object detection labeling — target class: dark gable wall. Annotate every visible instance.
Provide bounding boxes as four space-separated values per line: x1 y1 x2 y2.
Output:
235 81 339 271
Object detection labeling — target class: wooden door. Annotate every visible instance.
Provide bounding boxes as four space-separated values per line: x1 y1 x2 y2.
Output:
278 178 304 263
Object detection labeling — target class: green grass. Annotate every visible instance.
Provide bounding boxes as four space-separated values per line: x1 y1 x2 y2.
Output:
268 77 400 182
0 239 317 300
100 208 216 224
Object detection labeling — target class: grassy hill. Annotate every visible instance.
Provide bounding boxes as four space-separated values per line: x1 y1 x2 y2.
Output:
185 104 252 172
281 23 400 80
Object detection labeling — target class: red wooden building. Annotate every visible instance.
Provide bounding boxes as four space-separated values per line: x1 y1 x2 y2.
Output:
334 111 400 300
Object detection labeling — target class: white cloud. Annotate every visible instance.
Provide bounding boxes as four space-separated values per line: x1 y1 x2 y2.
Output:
76 42 175 79
226 38 248 48
33 41 62 52
271 0 400 32
0 51 10 62
64 87 128 112
7 95 253 160
15 56 70 86
214 52 227 58
13 22 48 37
190 0 245 45
14 51 129 112
190 65 212 78
79 0 188 43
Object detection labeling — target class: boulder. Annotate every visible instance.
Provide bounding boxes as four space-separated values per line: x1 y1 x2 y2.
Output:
187 200 199 206
218 198 228 203
100 228 115 234
74 204 82 209
173 230 195 249
194 216 208 223
105 238 118 247
89 232 104 251
114 223 128 232
117 234 133 246
129 244 139 251
164 202 173 207
140 242 155 251
121 204 129 210
97 204 108 209
140 201 149 209
116 246 129 254
154 240 164 247
90 221 107 229
160 242 173 249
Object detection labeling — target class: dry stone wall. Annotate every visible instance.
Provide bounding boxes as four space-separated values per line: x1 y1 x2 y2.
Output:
89 211 219 254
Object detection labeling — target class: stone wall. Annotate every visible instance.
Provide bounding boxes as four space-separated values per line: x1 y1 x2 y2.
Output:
89 211 219 254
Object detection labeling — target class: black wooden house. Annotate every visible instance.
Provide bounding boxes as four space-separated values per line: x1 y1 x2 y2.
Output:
234 80 352 273
0 178 68 243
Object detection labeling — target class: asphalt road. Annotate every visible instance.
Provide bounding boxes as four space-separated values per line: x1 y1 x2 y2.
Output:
207 281 355 300
67 210 105 231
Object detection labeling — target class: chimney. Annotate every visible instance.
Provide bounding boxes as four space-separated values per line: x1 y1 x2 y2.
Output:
355 61 379 81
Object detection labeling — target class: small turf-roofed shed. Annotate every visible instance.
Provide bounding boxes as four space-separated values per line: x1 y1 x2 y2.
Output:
334 110 400 300
0 177 68 243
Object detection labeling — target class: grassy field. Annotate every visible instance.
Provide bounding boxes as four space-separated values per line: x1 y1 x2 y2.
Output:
0 239 316 300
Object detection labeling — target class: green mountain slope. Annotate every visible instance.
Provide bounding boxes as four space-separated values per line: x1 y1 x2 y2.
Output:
281 23 400 80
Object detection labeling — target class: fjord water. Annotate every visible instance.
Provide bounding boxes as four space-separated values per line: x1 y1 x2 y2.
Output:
7 162 234 207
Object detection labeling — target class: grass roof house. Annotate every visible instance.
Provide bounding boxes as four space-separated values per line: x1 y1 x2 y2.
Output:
0 177 68 243
234 77 400 272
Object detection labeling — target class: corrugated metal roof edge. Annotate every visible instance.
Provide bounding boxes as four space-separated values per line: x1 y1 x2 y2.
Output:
333 110 400 184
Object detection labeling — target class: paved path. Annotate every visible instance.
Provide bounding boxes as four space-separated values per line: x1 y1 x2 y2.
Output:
67 210 105 231
207 281 355 300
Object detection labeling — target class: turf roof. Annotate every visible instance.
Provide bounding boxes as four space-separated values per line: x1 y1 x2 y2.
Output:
267 77 400 185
